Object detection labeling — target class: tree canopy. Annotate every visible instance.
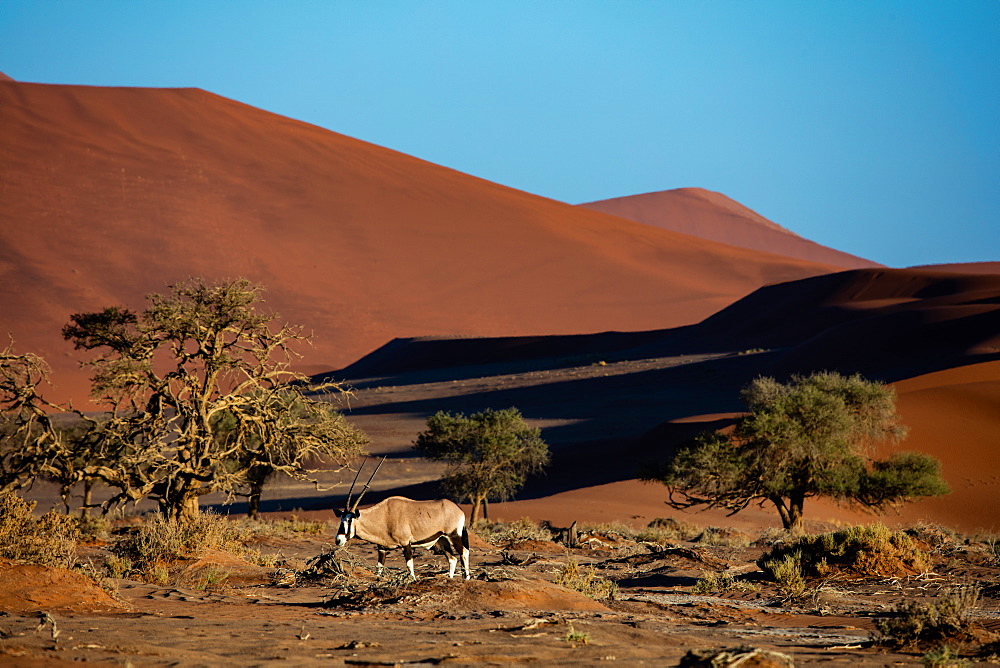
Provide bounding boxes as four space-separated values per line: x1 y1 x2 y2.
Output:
643 372 949 532
413 407 550 522
60 278 368 520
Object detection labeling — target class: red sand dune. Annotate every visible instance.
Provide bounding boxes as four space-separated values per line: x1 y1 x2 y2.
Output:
580 188 880 269
0 79 843 405
911 262 1000 274
888 360 1000 533
340 266 1000 382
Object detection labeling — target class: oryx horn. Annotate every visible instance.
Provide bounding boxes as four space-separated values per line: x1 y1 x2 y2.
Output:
344 457 368 511
350 456 386 511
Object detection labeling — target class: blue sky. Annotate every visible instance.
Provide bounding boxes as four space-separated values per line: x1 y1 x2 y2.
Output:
2 1 997 267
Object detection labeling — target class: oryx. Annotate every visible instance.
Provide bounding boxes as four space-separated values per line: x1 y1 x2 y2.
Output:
334 457 471 580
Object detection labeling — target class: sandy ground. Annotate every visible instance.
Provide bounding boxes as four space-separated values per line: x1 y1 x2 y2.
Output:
2 520 1000 667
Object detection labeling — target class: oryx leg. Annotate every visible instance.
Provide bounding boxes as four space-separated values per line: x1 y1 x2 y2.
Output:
438 536 458 578
403 544 416 580
447 532 469 579
376 547 388 577
459 528 471 579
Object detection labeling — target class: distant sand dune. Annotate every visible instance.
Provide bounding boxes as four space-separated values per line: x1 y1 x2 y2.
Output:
580 188 879 269
1 79 842 405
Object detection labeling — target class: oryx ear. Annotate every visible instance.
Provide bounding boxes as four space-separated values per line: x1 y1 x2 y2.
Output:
334 509 343 518
354 510 361 518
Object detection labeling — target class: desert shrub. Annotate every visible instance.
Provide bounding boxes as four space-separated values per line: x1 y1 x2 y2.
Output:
111 511 260 580
0 492 79 568
921 644 971 668
874 586 981 650
906 523 966 556
554 559 618 601
760 551 807 599
564 623 591 645
692 526 751 548
984 535 1000 567
692 571 759 595
579 521 638 539
104 553 133 579
194 564 231 590
759 523 928 580
680 647 794 668
752 527 793 548
637 517 700 543
473 518 553 546
75 514 112 542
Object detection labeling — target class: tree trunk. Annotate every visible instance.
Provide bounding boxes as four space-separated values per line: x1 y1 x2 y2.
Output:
247 491 260 520
80 480 94 518
470 494 487 523
163 494 201 522
770 495 805 533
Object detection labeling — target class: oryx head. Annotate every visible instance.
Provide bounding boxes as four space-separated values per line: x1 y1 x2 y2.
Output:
334 456 384 546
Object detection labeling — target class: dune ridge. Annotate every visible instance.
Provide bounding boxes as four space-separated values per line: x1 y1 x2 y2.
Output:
1 79 842 404
581 188 880 269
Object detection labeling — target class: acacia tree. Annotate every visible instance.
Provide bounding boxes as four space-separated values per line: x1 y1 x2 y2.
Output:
643 372 949 532
62 278 368 521
0 341 71 494
413 407 550 523
0 340 112 514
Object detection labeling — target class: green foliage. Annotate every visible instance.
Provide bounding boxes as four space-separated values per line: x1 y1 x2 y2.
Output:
759 523 929 579
414 407 549 522
644 372 948 531
760 551 807 598
61 278 368 520
0 492 79 568
563 623 591 645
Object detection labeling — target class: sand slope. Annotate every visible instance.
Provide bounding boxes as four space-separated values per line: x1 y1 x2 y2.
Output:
581 188 879 269
0 80 841 405
689 267 1000 379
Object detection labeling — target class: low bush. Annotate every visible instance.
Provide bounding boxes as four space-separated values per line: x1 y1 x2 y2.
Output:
638 517 700 543
874 586 981 650
692 526 751 548
473 518 553 546
760 551 807 599
111 511 261 581
692 570 759 595
0 492 79 568
759 523 928 580
554 559 618 601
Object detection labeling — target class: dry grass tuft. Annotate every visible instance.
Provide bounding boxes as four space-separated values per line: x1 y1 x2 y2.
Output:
554 559 618 601
110 511 262 582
